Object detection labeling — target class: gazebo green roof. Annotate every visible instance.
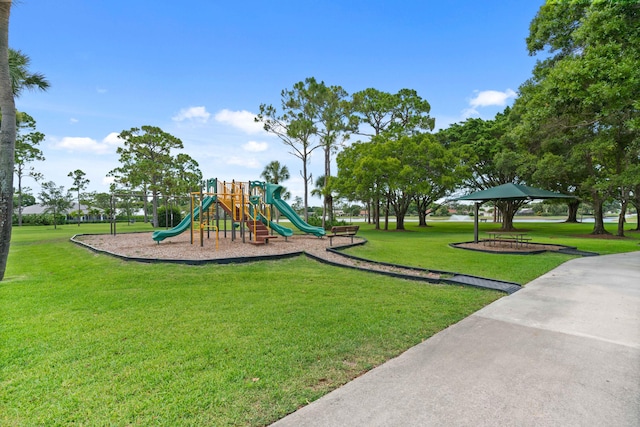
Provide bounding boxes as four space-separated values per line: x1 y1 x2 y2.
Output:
456 183 575 243
456 183 573 202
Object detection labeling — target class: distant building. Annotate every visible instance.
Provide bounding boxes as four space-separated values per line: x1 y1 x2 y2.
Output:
18 203 106 222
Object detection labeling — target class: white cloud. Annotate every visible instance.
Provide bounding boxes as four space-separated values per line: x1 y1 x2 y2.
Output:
226 156 261 169
461 107 480 120
242 140 268 152
69 118 78 124
462 89 517 119
96 87 107 94
469 89 517 108
103 132 124 146
52 133 123 155
215 109 264 134
172 106 211 123
103 176 115 186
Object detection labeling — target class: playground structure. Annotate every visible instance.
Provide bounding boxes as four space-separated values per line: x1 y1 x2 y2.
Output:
151 178 325 246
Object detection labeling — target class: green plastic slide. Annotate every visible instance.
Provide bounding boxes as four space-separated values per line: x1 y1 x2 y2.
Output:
268 184 325 237
152 195 217 242
250 204 294 237
263 216 294 237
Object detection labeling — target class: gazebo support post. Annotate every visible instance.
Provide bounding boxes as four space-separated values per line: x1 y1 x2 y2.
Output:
474 202 480 243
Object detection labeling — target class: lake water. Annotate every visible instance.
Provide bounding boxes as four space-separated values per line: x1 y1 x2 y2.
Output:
445 215 633 223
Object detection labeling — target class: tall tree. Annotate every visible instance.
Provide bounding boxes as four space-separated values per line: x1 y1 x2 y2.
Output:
335 141 386 228
68 169 89 226
437 109 534 231
0 18 50 278
0 1 16 281
14 112 44 226
108 126 186 227
631 184 640 231
256 82 321 221
309 78 356 227
310 174 336 225
12 190 34 208
352 88 435 138
38 181 73 230
516 1 640 235
261 160 290 222
260 160 290 185
351 88 435 227
336 133 454 231
161 153 202 198
158 153 201 226
8 48 50 97
351 88 399 137
411 134 458 227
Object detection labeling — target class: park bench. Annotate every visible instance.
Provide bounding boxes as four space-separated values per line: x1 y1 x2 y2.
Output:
328 225 360 246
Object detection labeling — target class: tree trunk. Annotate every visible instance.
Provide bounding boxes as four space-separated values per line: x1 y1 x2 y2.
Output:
384 197 389 230
415 196 430 227
590 196 609 235
320 191 326 229
498 201 520 231
632 187 640 231
565 199 580 223
76 190 81 226
142 184 149 223
151 190 159 227
396 210 406 230
493 204 501 223
302 162 309 222
164 197 169 229
323 147 330 229
392 193 413 231
616 200 627 237
0 1 16 281
366 199 370 224
16 171 22 226
417 209 427 226
374 193 380 230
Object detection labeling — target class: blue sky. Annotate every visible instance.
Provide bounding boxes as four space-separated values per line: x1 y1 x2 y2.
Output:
10 0 545 201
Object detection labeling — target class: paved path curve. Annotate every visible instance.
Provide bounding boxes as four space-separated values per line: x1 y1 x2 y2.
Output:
272 251 640 427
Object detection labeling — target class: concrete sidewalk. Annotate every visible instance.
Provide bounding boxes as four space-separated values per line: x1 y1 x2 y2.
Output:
272 251 640 427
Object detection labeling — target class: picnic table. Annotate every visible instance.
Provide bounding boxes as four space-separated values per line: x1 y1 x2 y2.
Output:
484 231 532 248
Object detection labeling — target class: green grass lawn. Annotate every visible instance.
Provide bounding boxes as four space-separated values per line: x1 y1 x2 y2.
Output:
1 221 638 426
343 220 640 283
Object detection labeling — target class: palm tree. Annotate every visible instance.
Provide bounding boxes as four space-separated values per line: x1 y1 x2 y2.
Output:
311 175 334 228
260 160 290 185
0 0 15 281
261 161 290 222
8 49 50 96
0 4 51 280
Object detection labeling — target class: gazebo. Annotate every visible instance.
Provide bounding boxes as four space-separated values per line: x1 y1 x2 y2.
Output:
456 183 574 243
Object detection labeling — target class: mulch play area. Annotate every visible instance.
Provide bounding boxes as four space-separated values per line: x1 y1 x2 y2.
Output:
451 240 597 256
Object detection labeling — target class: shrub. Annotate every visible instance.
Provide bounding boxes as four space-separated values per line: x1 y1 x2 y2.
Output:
157 206 183 228
307 215 348 229
13 213 66 226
